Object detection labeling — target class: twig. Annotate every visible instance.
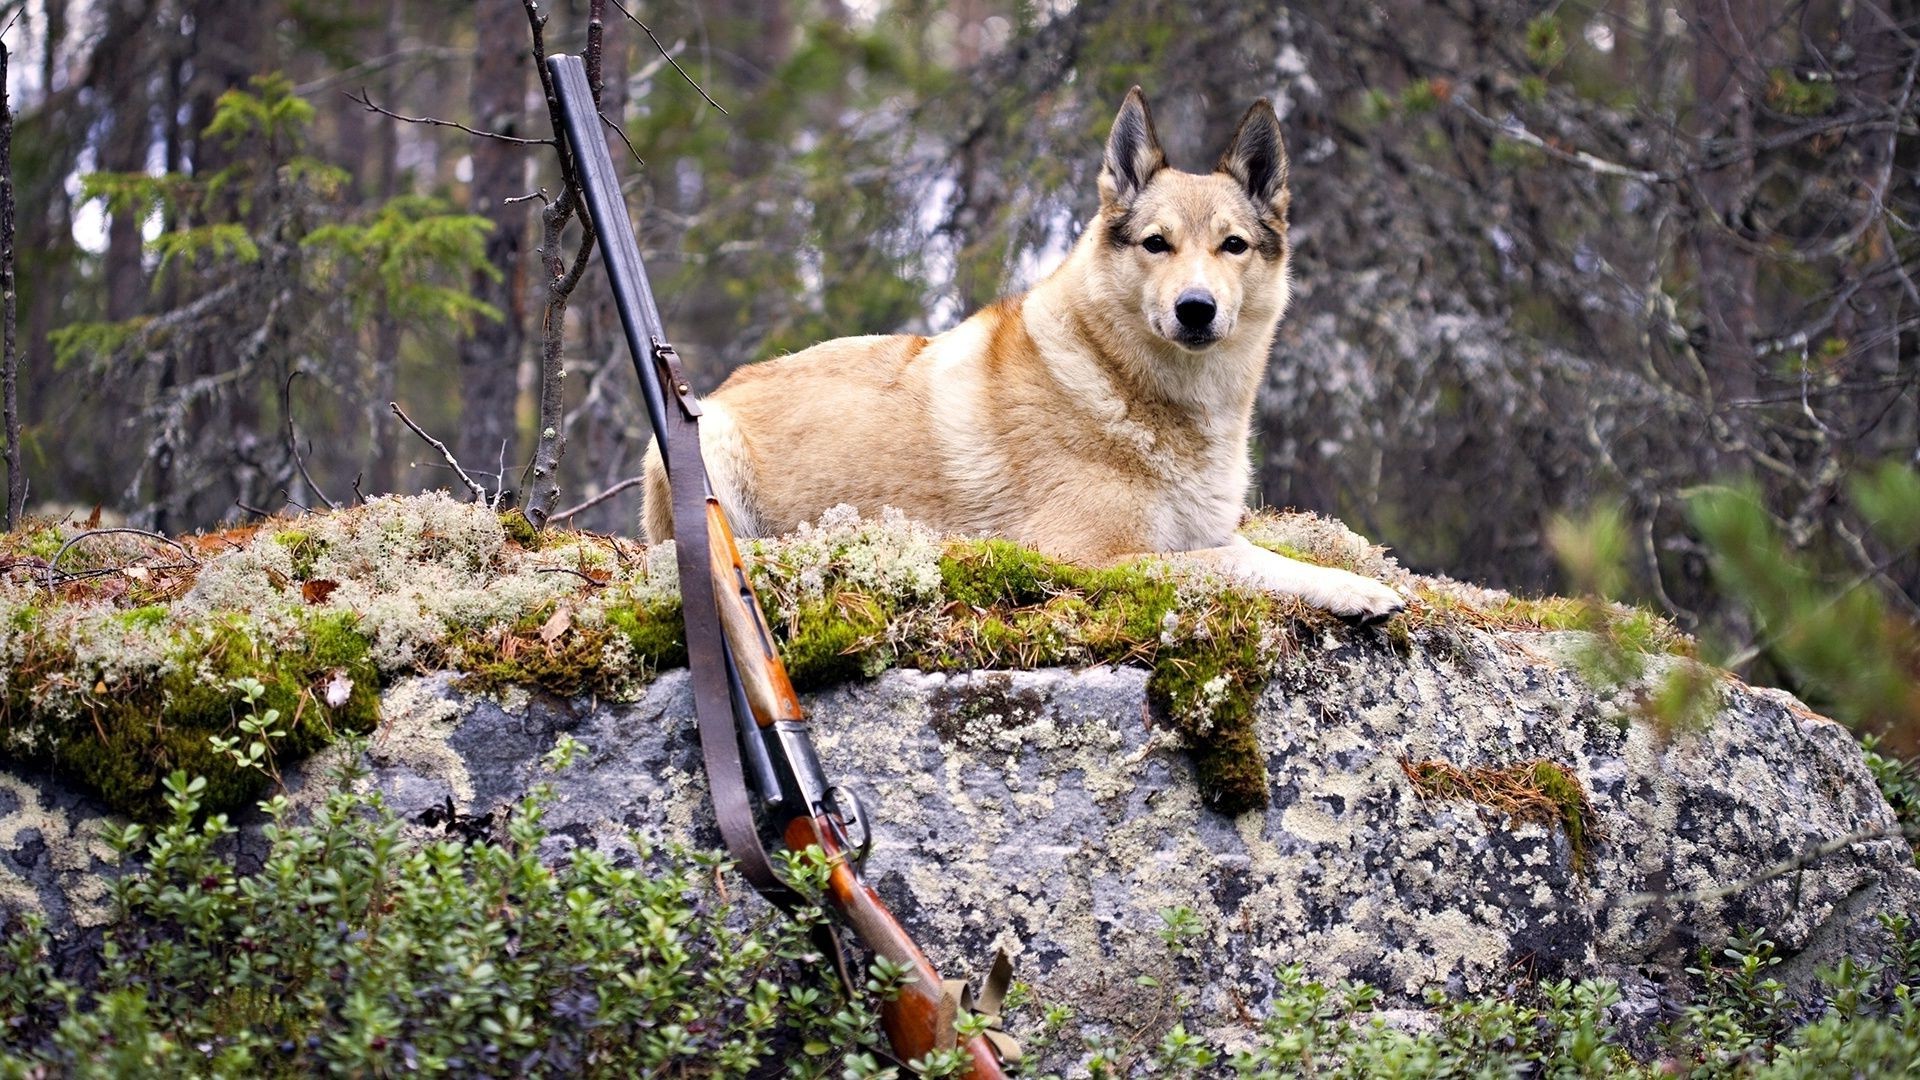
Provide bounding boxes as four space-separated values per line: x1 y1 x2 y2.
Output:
388 401 490 503
550 475 646 522
506 189 550 206
519 0 606 527
235 499 273 519
607 0 728 114
277 489 311 514
283 371 340 510
346 87 554 147
1452 98 1664 184
601 110 646 168
536 566 609 587
47 528 199 583
494 438 509 510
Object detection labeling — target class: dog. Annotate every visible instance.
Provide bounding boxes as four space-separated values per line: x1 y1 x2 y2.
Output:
642 87 1404 622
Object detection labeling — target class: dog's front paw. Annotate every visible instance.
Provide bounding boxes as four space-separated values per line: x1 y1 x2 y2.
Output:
1308 570 1406 625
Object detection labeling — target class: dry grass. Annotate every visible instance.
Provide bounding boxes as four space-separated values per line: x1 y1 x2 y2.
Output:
1401 757 1601 870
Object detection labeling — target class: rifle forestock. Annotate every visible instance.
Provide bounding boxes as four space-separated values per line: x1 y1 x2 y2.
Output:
703 501 804 727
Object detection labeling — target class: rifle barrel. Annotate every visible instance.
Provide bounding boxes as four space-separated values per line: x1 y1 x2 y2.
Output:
547 55 673 471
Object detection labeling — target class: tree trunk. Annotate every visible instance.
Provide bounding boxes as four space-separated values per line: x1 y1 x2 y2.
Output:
456 4 531 486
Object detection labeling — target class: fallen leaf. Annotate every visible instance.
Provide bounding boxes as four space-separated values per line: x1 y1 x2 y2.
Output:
123 566 150 583
302 578 340 605
84 504 103 529
540 604 573 644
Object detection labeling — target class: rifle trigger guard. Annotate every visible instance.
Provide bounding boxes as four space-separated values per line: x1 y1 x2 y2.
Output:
826 785 872 864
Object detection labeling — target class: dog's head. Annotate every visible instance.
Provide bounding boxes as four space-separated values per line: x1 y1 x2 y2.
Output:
1095 87 1292 353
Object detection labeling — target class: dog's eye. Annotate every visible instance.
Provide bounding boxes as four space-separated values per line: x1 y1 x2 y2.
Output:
1141 235 1171 254
1221 236 1249 255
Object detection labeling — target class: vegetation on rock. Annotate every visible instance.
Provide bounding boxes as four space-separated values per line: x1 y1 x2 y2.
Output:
0 495 1692 821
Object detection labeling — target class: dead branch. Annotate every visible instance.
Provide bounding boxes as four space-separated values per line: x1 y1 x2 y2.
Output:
550 475 645 522
1 35 21 530
295 45 474 98
518 0 608 528
536 565 609 587
47 528 199 584
345 87 554 147
389 401 489 503
601 110 645 168
283 372 339 511
608 0 729 114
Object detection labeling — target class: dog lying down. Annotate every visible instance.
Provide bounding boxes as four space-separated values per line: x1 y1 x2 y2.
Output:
643 87 1405 623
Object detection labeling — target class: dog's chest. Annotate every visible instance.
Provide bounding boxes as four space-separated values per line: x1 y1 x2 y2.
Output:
1088 413 1248 549
1139 442 1248 549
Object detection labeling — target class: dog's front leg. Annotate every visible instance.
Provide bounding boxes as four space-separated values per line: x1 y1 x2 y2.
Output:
1178 536 1405 623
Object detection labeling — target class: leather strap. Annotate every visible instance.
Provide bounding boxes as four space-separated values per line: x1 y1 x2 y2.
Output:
655 344 792 905
942 949 1023 1067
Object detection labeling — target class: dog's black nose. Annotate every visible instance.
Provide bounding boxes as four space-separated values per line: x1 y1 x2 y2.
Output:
1175 290 1216 330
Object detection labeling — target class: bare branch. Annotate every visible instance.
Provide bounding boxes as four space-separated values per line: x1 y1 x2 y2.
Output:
295 45 474 98
345 87 554 147
283 372 339 511
550 475 646 522
2 35 23 529
47 528 199 584
389 401 490 503
1451 98 1665 184
601 111 645 168
608 0 730 114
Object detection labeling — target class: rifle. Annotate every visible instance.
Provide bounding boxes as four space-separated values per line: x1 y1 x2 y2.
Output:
545 55 1016 1076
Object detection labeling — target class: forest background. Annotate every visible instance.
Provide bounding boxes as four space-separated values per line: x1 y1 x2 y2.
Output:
0 0 1915 745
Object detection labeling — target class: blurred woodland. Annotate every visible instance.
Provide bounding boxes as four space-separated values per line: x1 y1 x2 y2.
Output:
0 1 1914 734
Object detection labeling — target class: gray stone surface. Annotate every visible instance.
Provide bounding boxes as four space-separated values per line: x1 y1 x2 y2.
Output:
4 625 1916 1054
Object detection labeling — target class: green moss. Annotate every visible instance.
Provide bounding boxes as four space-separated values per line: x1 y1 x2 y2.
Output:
499 510 541 550
606 602 686 670
1527 761 1596 871
18 526 63 562
273 529 327 580
459 595 691 700
930 539 1283 813
113 605 169 629
938 538 1062 608
782 593 888 688
4 611 380 821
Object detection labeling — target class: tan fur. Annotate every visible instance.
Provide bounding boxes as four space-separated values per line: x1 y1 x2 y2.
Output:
643 89 1403 620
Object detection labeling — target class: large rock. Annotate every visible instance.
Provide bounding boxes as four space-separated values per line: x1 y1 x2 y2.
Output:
5 624 1915 1054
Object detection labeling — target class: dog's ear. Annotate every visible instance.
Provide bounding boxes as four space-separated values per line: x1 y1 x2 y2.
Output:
1099 87 1166 209
1217 99 1290 218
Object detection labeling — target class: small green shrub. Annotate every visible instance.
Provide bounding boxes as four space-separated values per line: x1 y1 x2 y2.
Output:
0 746 916 1079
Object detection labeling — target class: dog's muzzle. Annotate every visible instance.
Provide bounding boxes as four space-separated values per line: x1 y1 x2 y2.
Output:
1171 289 1221 348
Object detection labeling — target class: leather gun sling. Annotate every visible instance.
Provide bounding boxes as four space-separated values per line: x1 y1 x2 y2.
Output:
655 352 792 906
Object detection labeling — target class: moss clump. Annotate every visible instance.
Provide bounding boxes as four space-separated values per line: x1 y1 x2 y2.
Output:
924 540 1292 813
458 595 687 699
1401 757 1600 871
3 610 380 820
781 593 890 687
273 529 328 580
500 510 542 550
